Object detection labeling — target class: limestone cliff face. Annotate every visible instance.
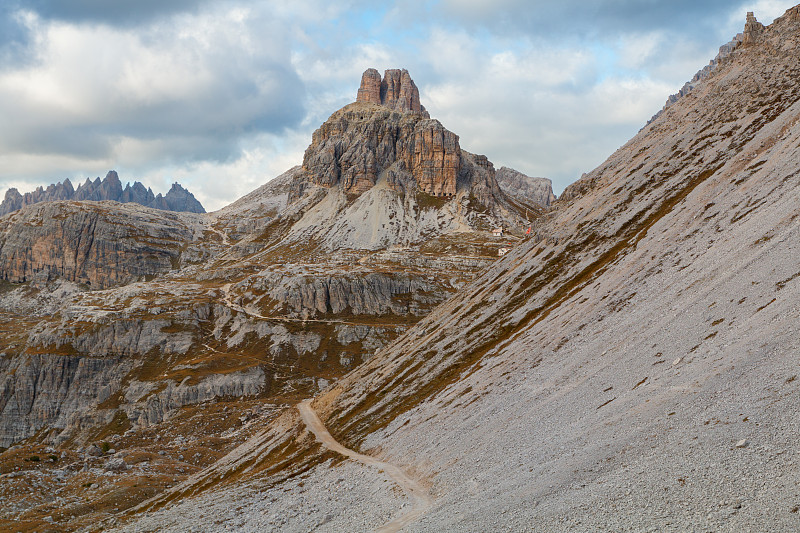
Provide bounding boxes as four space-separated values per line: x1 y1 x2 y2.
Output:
301 103 460 198
0 354 130 448
243 270 449 318
495 167 556 207
411 119 459 197
0 201 196 289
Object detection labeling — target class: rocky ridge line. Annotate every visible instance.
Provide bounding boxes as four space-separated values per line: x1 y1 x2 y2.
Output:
647 11 770 126
0 171 205 217
0 202 203 289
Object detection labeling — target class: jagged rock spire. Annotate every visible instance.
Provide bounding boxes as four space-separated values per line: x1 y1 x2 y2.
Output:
743 12 765 45
357 68 382 105
300 68 468 199
356 68 429 117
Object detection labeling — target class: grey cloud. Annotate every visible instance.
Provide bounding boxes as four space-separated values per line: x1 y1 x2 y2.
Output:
0 0 211 61
2 67 305 165
0 3 33 64
23 0 211 26
0 3 306 167
438 0 754 37
3 128 113 159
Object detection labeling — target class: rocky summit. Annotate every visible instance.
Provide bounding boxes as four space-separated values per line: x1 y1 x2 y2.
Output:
3 7 800 533
0 171 206 217
303 68 469 199
356 68 429 117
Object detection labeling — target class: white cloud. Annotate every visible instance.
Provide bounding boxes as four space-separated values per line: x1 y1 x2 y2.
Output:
615 32 666 70
0 5 304 200
142 130 311 212
725 0 797 30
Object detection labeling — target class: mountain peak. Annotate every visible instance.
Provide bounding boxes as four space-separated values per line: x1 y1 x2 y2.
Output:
356 68 430 117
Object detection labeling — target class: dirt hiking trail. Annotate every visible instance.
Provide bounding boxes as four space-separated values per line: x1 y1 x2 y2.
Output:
298 399 432 532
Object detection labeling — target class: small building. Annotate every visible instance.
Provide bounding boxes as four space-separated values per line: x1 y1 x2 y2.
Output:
498 247 510 257
492 227 504 237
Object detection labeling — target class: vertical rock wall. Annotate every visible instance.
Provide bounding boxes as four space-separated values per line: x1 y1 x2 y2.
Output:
409 121 459 197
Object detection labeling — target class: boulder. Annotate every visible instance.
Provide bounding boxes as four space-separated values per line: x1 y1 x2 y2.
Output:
86 444 103 457
104 457 128 472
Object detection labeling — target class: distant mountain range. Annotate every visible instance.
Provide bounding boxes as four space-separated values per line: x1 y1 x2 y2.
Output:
0 170 205 216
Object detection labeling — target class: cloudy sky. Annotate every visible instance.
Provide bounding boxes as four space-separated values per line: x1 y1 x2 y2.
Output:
0 0 796 211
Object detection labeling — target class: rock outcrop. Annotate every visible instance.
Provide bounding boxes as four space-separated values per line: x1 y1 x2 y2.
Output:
411 120 459 197
785 5 800 21
291 68 528 227
356 68 382 106
356 68 429 117
0 353 131 448
495 167 556 207
0 201 197 289
300 104 460 197
243 270 448 318
0 171 205 216
742 12 766 45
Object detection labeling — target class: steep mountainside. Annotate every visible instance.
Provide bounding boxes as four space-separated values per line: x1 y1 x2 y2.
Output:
0 171 206 216
104 8 800 532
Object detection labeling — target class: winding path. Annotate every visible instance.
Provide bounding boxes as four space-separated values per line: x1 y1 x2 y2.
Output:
298 399 432 532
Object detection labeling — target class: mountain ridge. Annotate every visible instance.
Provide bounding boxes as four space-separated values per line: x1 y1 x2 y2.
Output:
0 170 205 216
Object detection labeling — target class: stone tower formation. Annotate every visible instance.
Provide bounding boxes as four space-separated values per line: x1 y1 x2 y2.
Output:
357 68 430 118
743 12 766 44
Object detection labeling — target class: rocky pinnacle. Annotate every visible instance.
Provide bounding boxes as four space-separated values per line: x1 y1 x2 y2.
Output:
356 68 430 117
743 12 766 45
